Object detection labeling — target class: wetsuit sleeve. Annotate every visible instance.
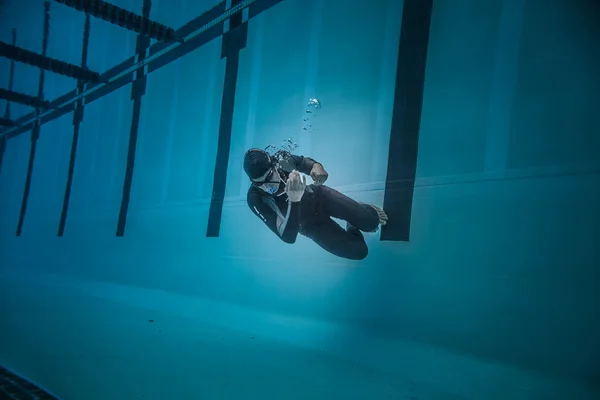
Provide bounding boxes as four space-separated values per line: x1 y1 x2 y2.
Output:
247 190 301 244
279 153 320 175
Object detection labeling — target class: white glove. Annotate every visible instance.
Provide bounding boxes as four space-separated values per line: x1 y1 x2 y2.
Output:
285 170 306 202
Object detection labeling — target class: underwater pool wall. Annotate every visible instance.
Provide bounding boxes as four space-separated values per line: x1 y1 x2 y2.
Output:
1 0 599 399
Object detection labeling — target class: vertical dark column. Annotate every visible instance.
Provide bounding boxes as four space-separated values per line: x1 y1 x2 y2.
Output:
0 29 16 175
380 0 433 242
58 14 91 236
116 0 153 236
206 0 248 237
3 29 17 120
16 1 51 236
0 135 6 174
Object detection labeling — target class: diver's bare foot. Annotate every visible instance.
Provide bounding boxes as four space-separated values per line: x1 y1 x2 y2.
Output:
372 204 387 226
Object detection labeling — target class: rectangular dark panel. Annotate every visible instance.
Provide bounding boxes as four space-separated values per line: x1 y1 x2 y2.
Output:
380 0 433 242
15 124 38 236
16 1 51 236
0 135 7 175
206 0 248 237
116 0 153 237
3 28 16 119
0 29 16 175
58 14 92 236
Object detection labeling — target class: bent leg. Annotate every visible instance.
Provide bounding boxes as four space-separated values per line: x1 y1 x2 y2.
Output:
317 185 380 232
305 217 369 260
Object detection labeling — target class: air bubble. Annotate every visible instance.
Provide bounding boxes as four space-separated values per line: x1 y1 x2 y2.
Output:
266 98 322 157
308 98 321 108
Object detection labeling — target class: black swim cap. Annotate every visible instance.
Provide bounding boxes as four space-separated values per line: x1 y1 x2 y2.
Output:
243 148 272 180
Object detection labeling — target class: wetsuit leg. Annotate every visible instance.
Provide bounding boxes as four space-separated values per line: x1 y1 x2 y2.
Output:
317 185 380 232
304 217 369 260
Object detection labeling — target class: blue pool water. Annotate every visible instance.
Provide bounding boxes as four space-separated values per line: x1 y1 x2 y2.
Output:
1 0 599 399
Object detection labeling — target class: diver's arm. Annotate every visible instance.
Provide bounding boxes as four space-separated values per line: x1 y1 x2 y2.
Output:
247 191 301 243
279 153 321 176
274 200 301 243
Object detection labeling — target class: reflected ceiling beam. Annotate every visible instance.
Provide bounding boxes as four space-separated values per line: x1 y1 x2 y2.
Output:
1 0 266 141
0 88 56 110
0 41 105 84
53 0 184 43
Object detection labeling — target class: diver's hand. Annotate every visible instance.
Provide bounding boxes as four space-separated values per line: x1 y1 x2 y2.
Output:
310 163 328 185
286 170 306 202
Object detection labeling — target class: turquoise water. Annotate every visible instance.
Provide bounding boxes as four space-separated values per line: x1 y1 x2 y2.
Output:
0 0 599 399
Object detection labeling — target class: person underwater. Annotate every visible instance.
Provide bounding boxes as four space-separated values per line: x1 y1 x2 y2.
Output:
244 148 387 260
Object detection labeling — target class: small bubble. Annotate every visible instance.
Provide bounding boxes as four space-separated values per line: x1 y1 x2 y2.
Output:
306 109 312 114
308 98 321 108
264 145 277 154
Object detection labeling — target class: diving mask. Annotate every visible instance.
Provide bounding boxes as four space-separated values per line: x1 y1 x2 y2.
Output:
254 168 282 194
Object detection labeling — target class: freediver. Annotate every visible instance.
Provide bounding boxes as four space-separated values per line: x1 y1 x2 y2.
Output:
243 148 388 260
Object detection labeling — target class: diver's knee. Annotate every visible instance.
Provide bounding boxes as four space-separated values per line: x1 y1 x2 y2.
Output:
350 244 368 260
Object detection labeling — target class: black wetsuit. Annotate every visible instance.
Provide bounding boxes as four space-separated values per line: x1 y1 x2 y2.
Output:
246 153 380 260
